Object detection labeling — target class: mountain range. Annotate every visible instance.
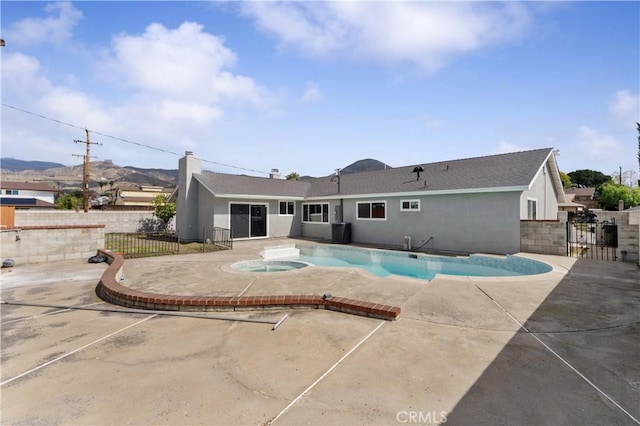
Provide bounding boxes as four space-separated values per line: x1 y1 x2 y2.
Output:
0 157 391 190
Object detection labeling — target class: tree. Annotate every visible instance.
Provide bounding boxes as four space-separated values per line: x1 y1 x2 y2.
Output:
152 194 176 231
559 171 572 188
598 182 640 210
567 169 612 188
286 172 300 181
611 169 638 187
56 190 83 210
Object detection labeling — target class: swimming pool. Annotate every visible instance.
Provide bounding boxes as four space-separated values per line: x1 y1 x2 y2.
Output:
283 244 552 281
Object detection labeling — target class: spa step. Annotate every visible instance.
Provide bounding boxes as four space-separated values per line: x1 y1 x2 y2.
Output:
260 244 300 260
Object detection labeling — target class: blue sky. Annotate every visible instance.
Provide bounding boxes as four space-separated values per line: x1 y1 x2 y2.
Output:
1 1 638 181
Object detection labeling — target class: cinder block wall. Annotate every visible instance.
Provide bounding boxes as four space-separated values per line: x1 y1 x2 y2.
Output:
520 211 639 263
596 211 639 263
14 211 174 233
1 225 105 265
520 220 566 256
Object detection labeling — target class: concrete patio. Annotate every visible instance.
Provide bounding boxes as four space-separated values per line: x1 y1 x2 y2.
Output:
1 238 638 425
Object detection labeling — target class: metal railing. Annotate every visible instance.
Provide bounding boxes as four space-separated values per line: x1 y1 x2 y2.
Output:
105 232 180 258
203 227 233 251
566 219 617 261
105 228 232 258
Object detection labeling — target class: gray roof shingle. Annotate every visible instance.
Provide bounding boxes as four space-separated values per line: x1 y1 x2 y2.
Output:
307 148 554 197
193 148 555 199
194 172 310 198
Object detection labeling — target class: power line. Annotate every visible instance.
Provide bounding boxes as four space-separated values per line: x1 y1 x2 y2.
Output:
2 103 271 175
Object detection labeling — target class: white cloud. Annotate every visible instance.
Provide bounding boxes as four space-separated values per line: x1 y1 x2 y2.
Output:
241 2 532 73
577 126 617 157
104 22 270 109
5 1 83 47
609 90 639 130
1 19 279 168
299 81 323 105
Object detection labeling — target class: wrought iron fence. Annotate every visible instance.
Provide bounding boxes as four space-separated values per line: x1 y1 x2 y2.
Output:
566 216 618 261
105 228 232 258
203 227 233 251
105 232 180 258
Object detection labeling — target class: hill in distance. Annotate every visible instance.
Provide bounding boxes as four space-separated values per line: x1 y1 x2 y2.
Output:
0 158 178 190
1 157 389 187
339 158 391 174
0 158 66 171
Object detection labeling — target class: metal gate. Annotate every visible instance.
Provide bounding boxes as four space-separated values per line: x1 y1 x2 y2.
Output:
566 212 618 260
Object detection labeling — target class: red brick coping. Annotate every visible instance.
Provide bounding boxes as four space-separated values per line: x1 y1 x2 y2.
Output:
95 250 401 321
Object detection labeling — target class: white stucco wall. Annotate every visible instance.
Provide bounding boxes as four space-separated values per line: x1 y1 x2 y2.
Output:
177 154 201 241
520 163 559 220
195 194 303 240
334 192 522 254
2 189 55 203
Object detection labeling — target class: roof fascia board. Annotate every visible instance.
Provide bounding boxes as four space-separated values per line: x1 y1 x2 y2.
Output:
547 152 567 203
306 186 527 201
213 194 305 200
528 151 566 203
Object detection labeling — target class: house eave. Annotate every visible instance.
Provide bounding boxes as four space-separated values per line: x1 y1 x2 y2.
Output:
212 194 306 201
306 186 528 201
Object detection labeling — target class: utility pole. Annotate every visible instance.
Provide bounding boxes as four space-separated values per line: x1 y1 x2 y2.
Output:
619 166 622 185
74 129 101 212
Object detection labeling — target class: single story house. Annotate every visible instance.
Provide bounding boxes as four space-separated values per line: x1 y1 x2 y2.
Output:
564 187 598 210
558 193 586 213
0 181 58 209
112 184 173 207
177 148 565 254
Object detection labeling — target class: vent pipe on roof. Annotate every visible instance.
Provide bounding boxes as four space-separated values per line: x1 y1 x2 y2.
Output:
331 169 341 194
412 166 424 181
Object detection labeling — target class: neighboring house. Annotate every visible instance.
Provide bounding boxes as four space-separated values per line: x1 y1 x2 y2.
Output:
0 181 57 209
177 148 565 254
114 184 173 207
564 187 598 210
558 193 585 213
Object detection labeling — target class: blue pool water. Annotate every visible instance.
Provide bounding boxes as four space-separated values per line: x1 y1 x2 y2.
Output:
288 244 552 281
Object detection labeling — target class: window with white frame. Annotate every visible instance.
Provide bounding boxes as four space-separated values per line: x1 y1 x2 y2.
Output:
527 199 537 220
279 201 295 216
302 203 329 223
5 190 18 195
357 201 387 220
400 199 420 211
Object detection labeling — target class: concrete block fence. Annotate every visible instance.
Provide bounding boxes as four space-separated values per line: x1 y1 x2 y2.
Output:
520 210 640 263
1 225 105 265
520 220 566 256
14 210 174 234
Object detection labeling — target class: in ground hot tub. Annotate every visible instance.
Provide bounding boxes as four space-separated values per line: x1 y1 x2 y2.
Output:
231 260 309 273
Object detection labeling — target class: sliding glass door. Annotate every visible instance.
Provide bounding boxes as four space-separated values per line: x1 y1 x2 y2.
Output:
230 203 267 239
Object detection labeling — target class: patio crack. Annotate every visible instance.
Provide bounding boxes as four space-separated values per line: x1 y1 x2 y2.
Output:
216 360 283 402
